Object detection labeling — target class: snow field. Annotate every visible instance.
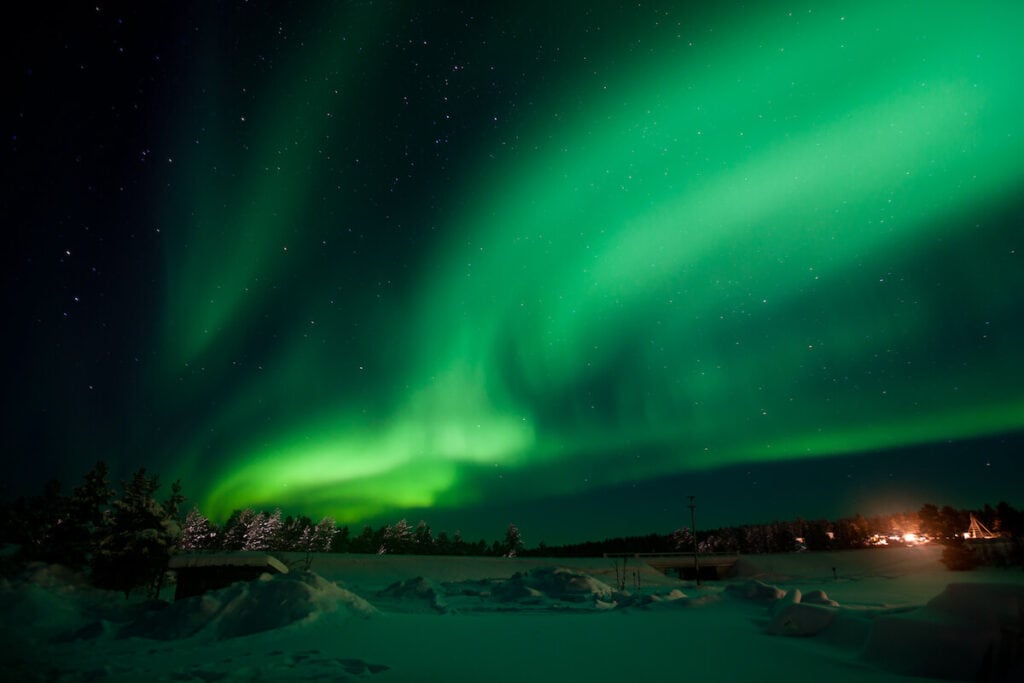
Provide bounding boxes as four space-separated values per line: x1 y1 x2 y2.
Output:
0 546 1020 682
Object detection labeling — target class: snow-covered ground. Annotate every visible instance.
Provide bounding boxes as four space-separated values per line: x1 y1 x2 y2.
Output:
1 546 1021 682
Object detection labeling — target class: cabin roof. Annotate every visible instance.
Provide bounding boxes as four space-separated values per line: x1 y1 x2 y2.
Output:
168 552 289 574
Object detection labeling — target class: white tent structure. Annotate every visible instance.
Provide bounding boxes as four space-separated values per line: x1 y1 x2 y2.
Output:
964 513 998 539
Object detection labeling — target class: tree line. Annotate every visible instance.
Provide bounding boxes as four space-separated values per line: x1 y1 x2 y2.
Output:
526 504 1023 558
0 461 526 596
181 506 525 560
2 461 1020 598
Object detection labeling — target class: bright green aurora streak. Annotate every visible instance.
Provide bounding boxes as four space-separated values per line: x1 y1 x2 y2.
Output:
160 2 1024 522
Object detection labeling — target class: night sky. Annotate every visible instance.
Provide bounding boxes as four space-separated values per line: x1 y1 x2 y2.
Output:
5 1 1023 544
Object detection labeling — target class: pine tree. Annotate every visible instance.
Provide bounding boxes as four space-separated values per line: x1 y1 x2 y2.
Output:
451 530 466 556
298 517 337 569
24 462 115 569
380 519 412 554
330 525 350 553
918 504 942 538
278 515 311 551
671 526 694 551
503 523 524 558
413 520 435 554
221 508 256 550
162 480 185 525
939 506 968 541
351 525 375 554
16 479 72 564
698 534 720 554
90 468 182 598
742 525 764 554
180 506 217 551
804 520 832 551
243 509 283 551
435 531 451 555
71 461 115 530
311 517 336 552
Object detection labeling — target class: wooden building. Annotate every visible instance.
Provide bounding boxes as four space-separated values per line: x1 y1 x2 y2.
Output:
168 552 289 601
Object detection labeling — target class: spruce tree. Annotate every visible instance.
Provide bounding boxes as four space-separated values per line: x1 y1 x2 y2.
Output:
311 517 337 552
180 506 218 551
69 461 115 558
380 519 412 554
243 509 283 551
221 508 256 550
503 523 524 558
413 520 435 554
90 468 182 598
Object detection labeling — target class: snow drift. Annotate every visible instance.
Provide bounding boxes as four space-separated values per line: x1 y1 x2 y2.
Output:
123 570 376 640
863 582 1024 681
2 548 1022 682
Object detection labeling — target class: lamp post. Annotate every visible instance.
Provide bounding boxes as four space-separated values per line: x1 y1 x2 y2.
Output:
688 495 701 586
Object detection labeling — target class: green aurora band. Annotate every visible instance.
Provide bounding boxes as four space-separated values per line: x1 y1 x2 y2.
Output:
159 2 1024 522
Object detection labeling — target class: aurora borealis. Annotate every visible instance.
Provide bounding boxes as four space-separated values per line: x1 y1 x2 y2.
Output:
7 1 1024 541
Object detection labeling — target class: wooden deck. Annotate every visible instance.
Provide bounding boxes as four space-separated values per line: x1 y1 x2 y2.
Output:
604 552 740 580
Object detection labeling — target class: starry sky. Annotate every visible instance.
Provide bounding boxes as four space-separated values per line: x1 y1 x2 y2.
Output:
5 1 1023 543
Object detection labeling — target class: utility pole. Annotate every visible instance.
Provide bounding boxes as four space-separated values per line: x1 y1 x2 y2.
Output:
688 495 701 586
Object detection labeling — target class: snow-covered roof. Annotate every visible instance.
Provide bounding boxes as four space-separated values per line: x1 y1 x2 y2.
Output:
168 552 289 574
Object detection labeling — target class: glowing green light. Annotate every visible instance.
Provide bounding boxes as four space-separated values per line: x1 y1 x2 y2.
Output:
148 1 1024 520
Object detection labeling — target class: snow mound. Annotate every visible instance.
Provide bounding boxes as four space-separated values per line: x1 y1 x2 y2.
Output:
803 589 839 607
494 566 613 604
612 588 721 611
0 571 91 645
770 588 802 614
863 582 1024 681
767 602 837 636
123 571 377 641
377 576 449 614
0 562 159 645
725 579 786 602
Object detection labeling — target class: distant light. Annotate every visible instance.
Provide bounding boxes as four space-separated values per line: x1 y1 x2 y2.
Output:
902 532 918 543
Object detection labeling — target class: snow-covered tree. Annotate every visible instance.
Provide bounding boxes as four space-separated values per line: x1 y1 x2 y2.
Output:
90 468 182 598
502 523 524 558
221 508 257 550
179 505 218 551
297 516 337 569
243 508 283 551
698 534 720 554
671 526 694 551
11 462 114 569
413 520 434 554
278 515 311 551
71 460 115 533
310 517 337 552
379 518 412 554
742 525 767 554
